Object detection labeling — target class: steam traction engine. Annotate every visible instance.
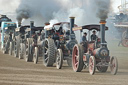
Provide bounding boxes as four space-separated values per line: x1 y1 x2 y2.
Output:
72 20 118 75
0 15 13 50
14 25 30 58
42 17 77 69
2 24 17 55
24 21 44 62
114 13 128 47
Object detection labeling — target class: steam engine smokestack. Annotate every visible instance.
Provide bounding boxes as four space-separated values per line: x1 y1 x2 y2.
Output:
30 21 34 28
70 17 75 34
100 20 106 46
18 22 21 27
45 22 50 26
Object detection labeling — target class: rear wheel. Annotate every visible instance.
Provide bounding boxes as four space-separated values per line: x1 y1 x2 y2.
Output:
25 39 33 62
110 56 118 75
43 39 56 67
14 38 20 57
33 47 39 64
3 41 9 54
89 56 96 75
72 44 84 72
56 49 63 69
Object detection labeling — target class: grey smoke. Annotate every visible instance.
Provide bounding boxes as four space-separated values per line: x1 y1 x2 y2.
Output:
16 0 62 25
16 5 30 23
95 0 111 20
16 0 112 26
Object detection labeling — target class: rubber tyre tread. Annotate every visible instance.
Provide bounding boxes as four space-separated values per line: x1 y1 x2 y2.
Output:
110 56 118 75
43 38 56 67
56 49 63 69
33 47 39 64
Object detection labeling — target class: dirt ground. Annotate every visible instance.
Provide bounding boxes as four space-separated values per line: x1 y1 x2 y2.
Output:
0 39 128 85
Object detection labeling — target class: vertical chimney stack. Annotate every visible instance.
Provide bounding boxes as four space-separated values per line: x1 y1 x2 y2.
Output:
100 20 106 46
45 22 50 26
18 22 21 27
30 21 34 28
70 17 75 34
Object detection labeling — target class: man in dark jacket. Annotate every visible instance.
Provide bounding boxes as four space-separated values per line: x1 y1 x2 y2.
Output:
91 30 97 41
82 32 87 42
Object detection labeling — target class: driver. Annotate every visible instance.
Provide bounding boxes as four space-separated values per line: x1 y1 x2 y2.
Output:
81 32 87 42
91 30 97 41
81 32 88 52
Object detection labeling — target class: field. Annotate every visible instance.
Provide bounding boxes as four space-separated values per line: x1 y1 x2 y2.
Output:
0 39 128 85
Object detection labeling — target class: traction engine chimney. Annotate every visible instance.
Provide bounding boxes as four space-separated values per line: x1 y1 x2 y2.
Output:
100 20 106 47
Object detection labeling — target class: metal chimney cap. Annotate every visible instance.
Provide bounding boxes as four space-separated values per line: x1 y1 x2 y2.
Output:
30 21 34 23
100 20 106 24
70 17 75 19
45 22 50 25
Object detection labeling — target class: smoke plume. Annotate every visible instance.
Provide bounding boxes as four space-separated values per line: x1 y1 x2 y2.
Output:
16 5 30 24
95 0 111 20
15 0 112 26
16 0 62 25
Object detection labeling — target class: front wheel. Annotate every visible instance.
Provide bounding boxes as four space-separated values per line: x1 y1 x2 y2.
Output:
43 39 56 67
33 47 39 64
19 43 25 59
56 49 63 69
89 56 96 75
110 56 118 75
9 42 13 55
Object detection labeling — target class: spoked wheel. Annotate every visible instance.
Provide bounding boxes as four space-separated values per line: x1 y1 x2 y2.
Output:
43 39 56 67
19 43 25 59
121 39 128 47
33 47 39 64
110 56 118 75
89 56 96 75
25 39 33 62
3 42 7 54
14 38 20 57
3 41 9 54
56 49 63 69
72 44 84 72
9 42 13 55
